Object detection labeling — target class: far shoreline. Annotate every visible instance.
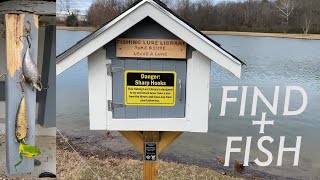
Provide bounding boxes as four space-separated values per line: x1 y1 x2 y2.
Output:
57 25 320 40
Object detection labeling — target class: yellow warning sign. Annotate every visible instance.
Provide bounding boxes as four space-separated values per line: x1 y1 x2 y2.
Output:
124 70 176 106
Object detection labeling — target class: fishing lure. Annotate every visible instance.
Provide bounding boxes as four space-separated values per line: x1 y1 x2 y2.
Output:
14 83 41 170
14 143 41 170
21 47 42 91
15 95 28 143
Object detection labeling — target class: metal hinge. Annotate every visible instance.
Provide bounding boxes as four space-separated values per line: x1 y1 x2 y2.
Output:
108 100 125 111
106 64 124 76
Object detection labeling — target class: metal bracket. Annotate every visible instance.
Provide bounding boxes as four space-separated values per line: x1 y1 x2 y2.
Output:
108 100 125 111
106 64 112 76
106 64 124 76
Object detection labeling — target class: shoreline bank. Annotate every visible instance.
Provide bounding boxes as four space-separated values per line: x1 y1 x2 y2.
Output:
56 131 242 180
56 130 296 180
57 26 320 40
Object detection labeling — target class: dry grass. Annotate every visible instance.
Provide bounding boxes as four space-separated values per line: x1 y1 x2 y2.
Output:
57 149 242 180
56 26 96 32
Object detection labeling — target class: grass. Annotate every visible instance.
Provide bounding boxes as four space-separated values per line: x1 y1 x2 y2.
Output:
57 149 242 180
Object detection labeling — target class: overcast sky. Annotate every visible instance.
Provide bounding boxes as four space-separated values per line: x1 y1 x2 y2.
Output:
57 0 236 15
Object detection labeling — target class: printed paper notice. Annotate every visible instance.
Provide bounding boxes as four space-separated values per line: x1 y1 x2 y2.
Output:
124 70 176 106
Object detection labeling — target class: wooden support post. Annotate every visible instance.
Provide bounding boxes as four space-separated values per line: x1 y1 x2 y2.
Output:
143 131 160 180
37 25 56 128
5 14 38 174
119 131 183 180
158 132 183 153
119 131 144 154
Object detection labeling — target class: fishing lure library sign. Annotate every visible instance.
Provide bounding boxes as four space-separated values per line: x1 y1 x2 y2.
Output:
116 38 187 59
124 70 176 106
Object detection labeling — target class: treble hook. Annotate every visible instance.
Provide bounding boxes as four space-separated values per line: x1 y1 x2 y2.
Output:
19 35 31 49
18 21 32 48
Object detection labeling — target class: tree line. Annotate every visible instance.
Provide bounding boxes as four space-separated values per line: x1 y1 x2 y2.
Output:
64 0 320 34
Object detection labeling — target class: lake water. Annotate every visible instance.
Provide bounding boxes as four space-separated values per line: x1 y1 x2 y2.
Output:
56 30 320 179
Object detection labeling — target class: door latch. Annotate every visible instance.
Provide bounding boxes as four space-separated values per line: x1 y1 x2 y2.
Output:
108 100 125 111
106 64 124 76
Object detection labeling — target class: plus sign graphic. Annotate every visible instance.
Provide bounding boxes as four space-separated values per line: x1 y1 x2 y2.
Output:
252 112 274 134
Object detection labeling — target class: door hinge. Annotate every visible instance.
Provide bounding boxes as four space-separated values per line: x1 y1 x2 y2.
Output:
106 64 124 76
108 100 125 111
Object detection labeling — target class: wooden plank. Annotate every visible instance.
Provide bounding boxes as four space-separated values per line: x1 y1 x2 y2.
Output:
116 38 187 59
5 14 39 174
37 25 55 128
119 131 144 154
143 131 159 180
158 131 182 153
0 1 55 16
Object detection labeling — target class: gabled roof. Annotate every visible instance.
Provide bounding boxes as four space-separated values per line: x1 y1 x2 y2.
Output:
56 0 244 77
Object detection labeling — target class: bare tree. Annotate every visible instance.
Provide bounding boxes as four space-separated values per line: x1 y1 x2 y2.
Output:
58 0 71 15
299 0 318 35
87 0 122 27
275 0 295 33
83 0 320 34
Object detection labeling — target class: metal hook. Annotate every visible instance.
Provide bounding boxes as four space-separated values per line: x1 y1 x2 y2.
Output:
19 35 31 49
18 21 32 49
42 83 49 90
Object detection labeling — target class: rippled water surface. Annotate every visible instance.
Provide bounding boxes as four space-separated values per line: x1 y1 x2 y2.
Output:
57 30 320 179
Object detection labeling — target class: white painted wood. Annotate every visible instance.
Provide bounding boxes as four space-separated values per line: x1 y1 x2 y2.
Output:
56 2 149 76
105 59 113 127
88 48 108 130
186 50 210 132
56 0 242 77
107 118 189 131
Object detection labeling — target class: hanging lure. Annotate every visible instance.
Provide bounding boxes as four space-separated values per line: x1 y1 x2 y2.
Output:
15 95 28 143
21 46 42 91
15 143 41 170
20 23 42 91
14 83 41 170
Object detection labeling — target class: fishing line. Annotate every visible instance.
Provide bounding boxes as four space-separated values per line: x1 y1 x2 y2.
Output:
57 129 101 180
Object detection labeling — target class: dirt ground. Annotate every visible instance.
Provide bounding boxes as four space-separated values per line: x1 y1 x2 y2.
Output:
54 131 272 180
56 145 243 180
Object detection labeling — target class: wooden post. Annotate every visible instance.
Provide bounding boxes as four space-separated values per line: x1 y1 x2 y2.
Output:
37 25 56 128
5 14 38 174
120 131 182 180
143 131 160 180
